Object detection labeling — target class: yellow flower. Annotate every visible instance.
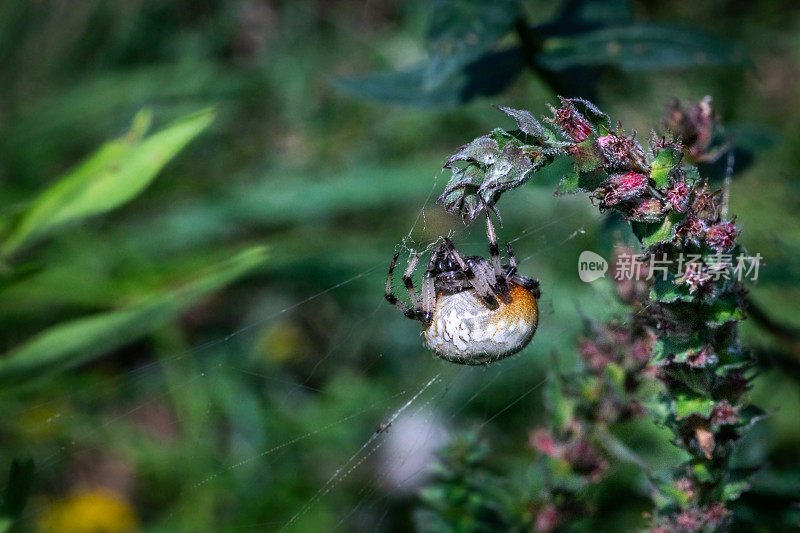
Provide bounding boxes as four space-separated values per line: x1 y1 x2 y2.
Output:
38 490 138 533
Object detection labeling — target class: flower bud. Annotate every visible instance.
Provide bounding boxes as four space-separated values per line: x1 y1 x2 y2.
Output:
705 221 739 251
596 132 648 171
711 400 739 425
628 198 664 222
665 181 692 213
603 172 649 206
550 99 593 142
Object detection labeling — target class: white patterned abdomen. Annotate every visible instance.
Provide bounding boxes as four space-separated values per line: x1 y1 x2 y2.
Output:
424 284 539 365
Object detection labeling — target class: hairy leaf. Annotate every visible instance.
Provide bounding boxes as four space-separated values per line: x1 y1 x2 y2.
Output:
650 147 683 188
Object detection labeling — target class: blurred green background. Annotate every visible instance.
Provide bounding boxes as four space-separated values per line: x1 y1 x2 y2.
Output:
0 1 798 531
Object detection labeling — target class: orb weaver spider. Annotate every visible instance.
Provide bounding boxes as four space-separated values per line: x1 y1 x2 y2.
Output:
385 214 540 365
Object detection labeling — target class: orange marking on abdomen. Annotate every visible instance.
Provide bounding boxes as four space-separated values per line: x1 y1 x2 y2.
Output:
490 284 538 326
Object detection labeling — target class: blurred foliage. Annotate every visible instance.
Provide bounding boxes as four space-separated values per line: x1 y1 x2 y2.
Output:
0 0 798 532
334 0 746 107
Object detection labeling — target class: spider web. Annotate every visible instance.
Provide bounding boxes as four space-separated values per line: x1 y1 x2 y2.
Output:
10 164 608 531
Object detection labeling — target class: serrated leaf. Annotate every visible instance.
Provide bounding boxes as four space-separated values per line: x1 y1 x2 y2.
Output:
703 296 745 327
0 247 267 385
650 147 683 188
652 334 705 364
632 211 686 247
673 394 715 419
651 272 695 303
2 108 215 257
494 106 546 139
445 135 500 168
480 143 534 192
537 24 747 71
565 97 612 132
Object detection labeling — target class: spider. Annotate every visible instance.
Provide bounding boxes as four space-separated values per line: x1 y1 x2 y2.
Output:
385 214 540 365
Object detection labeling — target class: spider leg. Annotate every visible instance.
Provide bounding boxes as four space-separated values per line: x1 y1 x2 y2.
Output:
504 240 539 297
385 253 421 321
505 242 518 278
443 238 500 310
401 253 424 312
420 253 437 326
485 211 502 277
485 212 512 302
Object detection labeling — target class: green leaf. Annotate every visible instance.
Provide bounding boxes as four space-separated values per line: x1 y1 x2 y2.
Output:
692 459 713 482
673 393 715 419
332 48 523 109
652 334 705 364
537 24 747 71
651 272 695 303
545 374 575 432
721 480 750 500
632 211 686 247
650 147 683 188
494 106 546 139
562 0 632 26
0 247 266 385
702 296 745 327
556 168 606 195
604 362 626 397
2 107 215 257
0 459 34 533
424 0 519 90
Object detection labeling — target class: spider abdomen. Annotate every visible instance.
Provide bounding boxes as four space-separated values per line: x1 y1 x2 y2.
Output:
424 283 539 365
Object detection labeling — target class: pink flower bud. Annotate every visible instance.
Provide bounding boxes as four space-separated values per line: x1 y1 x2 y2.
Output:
596 132 647 171
675 510 701 531
711 400 739 425
535 504 561 533
675 477 696 499
628 198 664 222
702 503 731 526
552 100 593 142
666 181 691 212
705 221 739 251
686 346 716 368
677 214 706 243
529 428 560 458
579 339 612 370
603 172 649 206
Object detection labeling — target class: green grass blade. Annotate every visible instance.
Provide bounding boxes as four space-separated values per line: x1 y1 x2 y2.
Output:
1 107 215 257
0 246 267 386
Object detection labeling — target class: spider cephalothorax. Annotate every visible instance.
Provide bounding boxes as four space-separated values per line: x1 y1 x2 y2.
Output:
385 215 540 365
